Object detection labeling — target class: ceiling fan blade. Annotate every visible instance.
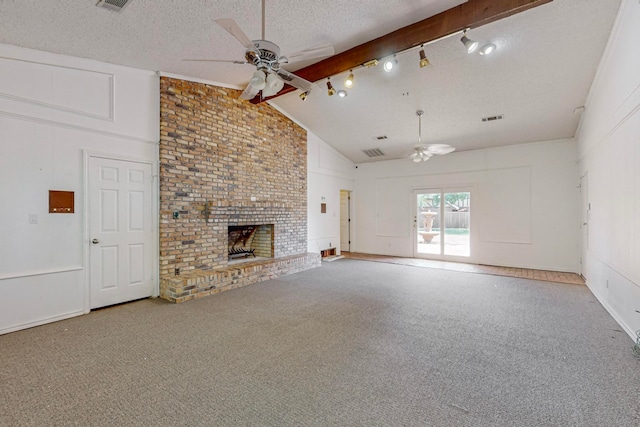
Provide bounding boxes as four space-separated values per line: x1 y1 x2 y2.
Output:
275 69 312 93
182 59 248 64
425 144 456 155
284 45 335 63
214 18 257 52
239 83 261 101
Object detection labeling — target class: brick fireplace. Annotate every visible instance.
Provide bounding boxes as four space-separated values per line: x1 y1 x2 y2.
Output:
158 77 320 303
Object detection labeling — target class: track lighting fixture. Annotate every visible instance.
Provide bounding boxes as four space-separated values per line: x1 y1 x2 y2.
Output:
327 78 336 96
299 91 309 101
460 30 478 54
344 71 354 88
419 46 430 68
383 55 398 72
479 43 496 56
337 90 348 98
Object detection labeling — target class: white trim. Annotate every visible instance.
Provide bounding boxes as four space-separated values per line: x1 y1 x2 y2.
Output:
0 266 83 281
586 279 636 341
0 55 115 121
0 310 85 336
0 109 158 145
158 71 243 90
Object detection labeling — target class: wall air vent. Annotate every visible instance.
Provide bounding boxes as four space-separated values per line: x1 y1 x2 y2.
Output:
482 114 504 122
96 0 132 12
373 135 388 140
362 148 385 157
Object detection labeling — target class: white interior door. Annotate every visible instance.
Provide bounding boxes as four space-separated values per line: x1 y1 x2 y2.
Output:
89 156 154 309
340 190 350 252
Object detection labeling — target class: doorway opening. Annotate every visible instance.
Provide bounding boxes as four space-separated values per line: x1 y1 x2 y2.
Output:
340 190 351 253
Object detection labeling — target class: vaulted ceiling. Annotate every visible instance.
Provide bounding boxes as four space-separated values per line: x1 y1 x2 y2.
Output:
0 0 620 163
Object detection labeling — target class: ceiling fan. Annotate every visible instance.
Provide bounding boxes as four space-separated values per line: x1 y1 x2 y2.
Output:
409 111 455 162
184 0 334 101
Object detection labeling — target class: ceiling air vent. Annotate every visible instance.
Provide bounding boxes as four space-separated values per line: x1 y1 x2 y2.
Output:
96 0 132 12
482 114 504 122
362 148 385 158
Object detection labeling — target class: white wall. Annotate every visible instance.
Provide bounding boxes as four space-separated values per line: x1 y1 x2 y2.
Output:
307 131 355 254
353 139 579 272
576 0 640 339
0 44 159 334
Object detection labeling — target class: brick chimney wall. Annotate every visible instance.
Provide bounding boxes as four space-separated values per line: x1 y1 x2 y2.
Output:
159 77 308 285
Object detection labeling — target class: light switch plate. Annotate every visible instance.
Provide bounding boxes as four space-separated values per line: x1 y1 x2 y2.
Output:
29 214 38 224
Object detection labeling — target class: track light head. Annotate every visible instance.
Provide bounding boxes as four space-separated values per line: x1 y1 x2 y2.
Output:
327 79 336 96
419 48 430 68
299 91 309 101
337 89 348 98
383 55 398 72
344 71 354 88
479 43 496 56
460 31 478 54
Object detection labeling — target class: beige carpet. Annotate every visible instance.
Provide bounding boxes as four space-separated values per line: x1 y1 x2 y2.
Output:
1 259 637 426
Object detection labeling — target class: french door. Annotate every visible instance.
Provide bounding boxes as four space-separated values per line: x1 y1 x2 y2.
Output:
413 188 471 259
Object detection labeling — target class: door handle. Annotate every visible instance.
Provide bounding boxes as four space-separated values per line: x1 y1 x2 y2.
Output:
92 239 100 244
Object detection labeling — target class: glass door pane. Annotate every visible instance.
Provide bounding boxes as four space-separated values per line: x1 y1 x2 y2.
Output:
416 191 441 255
443 191 470 257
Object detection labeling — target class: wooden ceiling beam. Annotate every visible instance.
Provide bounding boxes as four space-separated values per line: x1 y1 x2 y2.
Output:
252 0 552 104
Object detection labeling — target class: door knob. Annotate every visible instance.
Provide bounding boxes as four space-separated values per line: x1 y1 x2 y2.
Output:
92 239 100 244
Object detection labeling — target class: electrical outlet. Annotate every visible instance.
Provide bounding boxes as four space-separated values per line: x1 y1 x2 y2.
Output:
29 214 38 224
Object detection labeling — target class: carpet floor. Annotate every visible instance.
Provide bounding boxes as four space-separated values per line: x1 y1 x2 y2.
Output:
1 259 638 426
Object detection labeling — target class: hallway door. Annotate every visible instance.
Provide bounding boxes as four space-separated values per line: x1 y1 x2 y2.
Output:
88 156 155 309
340 190 351 252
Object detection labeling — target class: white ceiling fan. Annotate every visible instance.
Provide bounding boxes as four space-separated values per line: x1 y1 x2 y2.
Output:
184 0 334 101
410 110 455 162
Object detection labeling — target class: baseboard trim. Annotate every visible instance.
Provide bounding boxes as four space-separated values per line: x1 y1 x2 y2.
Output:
585 280 636 341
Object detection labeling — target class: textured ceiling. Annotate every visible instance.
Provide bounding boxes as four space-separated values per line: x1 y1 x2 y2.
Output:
0 0 621 164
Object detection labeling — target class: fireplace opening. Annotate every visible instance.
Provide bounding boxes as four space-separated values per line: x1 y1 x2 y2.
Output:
228 224 274 263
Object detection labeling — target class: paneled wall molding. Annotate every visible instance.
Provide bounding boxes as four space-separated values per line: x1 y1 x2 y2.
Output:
0 109 159 145
0 266 83 281
0 56 115 120
578 84 640 161
0 89 114 122
587 251 640 290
